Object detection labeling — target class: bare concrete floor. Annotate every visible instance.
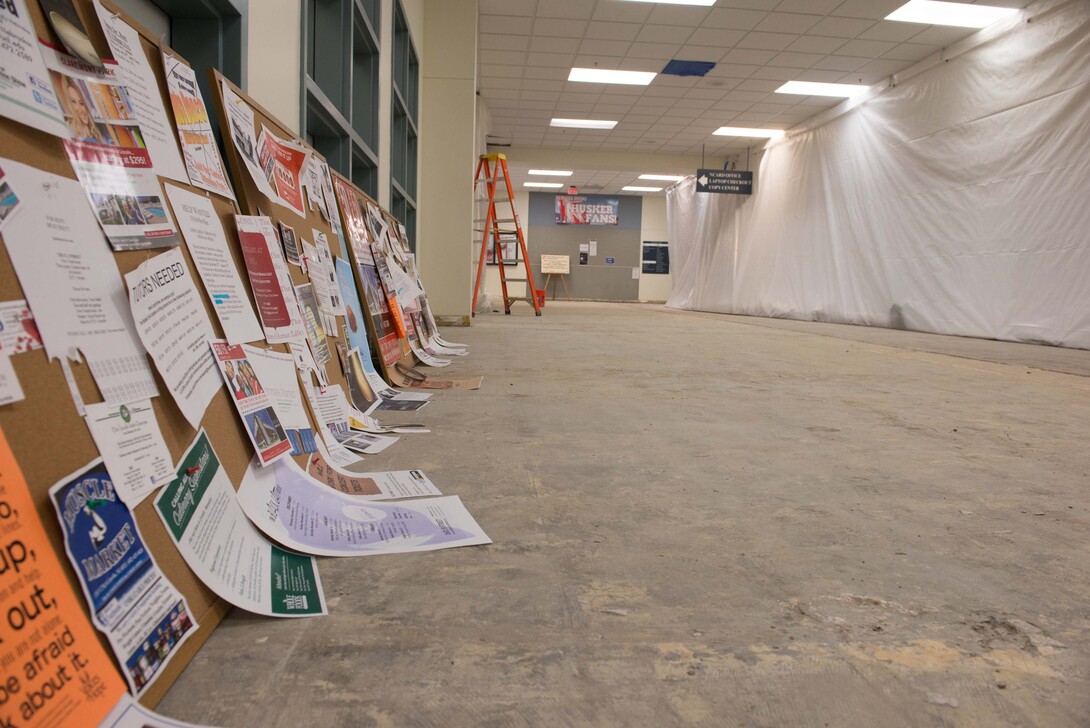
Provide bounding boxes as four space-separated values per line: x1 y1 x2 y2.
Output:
159 302 1090 727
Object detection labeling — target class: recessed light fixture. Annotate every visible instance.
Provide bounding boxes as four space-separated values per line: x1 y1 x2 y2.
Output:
622 186 663 192
524 182 564 188
776 81 869 97
568 68 656 86
529 169 573 176
639 174 686 182
621 0 715 5
550 118 619 130
713 127 786 139
886 0 1019 28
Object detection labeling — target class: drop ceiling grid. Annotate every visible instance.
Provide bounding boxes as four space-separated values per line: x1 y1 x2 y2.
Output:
479 0 1028 161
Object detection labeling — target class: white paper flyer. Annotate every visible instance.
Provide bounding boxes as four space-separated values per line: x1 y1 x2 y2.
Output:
0 158 159 404
164 183 264 345
238 455 491 557
84 399 174 505
210 340 293 466
125 248 221 428
92 1 190 183
242 345 317 456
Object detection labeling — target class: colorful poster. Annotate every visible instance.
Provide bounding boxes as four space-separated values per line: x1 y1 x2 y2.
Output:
256 125 309 217
235 215 306 344
162 53 234 200
125 249 221 428
238 456 492 557
0 159 159 405
0 427 127 728
242 345 316 456
359 263 401 367
91 1 189 183
0 0 69 136
154 430 327 617
555 195 620 225
49 460 198 696
295 282 332 371
42 44 182 250
210 341 292 466
164 184 264 346
332 176 369 260
219 80 276 201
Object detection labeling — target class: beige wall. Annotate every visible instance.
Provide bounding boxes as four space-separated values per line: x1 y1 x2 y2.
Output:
638 195 672 303
246 0 302 133
417 0 476 323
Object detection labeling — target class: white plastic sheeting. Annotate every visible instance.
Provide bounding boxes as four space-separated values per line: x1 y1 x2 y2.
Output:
667 1 1090 350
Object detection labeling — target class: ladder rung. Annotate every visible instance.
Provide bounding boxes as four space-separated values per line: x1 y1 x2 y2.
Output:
503 278 528 282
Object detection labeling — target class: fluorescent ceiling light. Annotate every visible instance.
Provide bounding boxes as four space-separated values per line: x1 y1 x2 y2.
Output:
713 127 785 139
550 118 618 130
619 0 716 5
623 186 663 192
776 80 869 97
886 0 1019 28
529 169 573 176
568 68 656 86
639 174 685 182
524 182 564 188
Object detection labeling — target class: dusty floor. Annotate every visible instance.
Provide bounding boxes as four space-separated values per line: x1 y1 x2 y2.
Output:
159 302 1090 727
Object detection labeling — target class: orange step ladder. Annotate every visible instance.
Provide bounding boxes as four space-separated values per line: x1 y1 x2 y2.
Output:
472 153 542 316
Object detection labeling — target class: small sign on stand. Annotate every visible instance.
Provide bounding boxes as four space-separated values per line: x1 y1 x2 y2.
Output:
541 254 571 301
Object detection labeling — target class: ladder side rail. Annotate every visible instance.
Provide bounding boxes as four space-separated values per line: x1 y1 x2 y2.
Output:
499 156 541 315
471 157 497 315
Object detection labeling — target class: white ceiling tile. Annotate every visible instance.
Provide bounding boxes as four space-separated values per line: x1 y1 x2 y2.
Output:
532 36 582 53
768 51 825 68
784 35 846 54
480 15 534 35
645 5 713 26
480 0 538 16
537 0 594 20
810 54 868 71
792 68 851 82
533 17 586 37
754 12 823 35
831 0 905 20
721 47 779 64
729 90 775 102
480 49 528 66
520 100 558 110
712 99 755 111
480 77 523 90
908 25 977 45
686 27 747 47
635 24 695 44
584 21 642 41
737 31 798 51
774 0 841 12
706 62 759 78
524 66 570 80
675 45 730 62
626 42 682 60
850 57 912 79
807 16 874 38
522 78 565 91
521 90 561 101
574 54 634 68
527 52 577 67
881 43 940 62
736 78 782 92
703 8 769 30
686 86 735 99
578 38 632 56
836 39 898 58
480 34 531 51
749 65 801 81
618 57 667 72
590 2 654 23
858 21 924 43
480 64 525 78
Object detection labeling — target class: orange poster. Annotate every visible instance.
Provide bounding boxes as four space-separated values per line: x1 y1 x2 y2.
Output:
0 426 126 728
